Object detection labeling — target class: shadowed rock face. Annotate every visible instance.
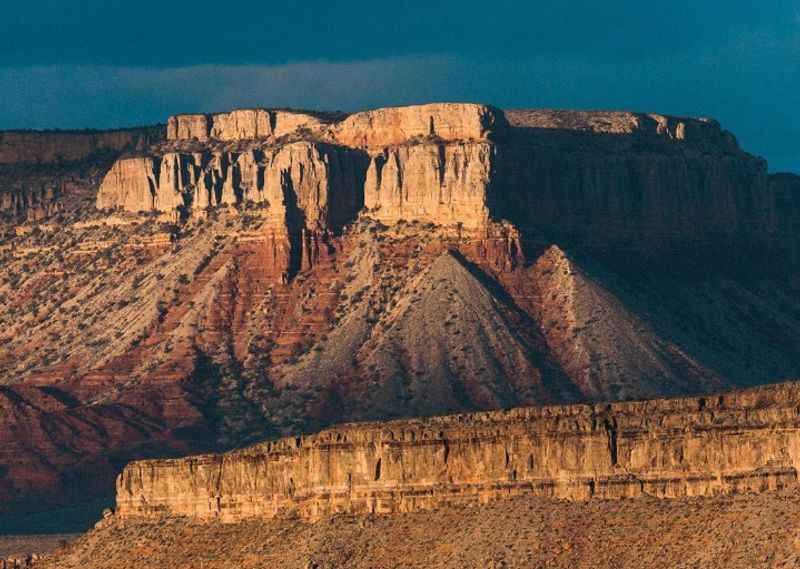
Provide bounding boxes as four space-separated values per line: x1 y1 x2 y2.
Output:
0 128 162 166
116 382 800 523
770 172 800 265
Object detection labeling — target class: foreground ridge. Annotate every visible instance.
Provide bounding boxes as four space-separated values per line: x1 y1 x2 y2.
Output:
117 381 800 522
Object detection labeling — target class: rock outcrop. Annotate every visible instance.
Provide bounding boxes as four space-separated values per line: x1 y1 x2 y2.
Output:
116 382 800 522
488 134 771 265
0 183 62 221
96 142 368 230
96 103 790 269
326 103 502 149
95 156 161 212
0 127 163 224
504 109 738 148
364 142 493 229
166 109 342 142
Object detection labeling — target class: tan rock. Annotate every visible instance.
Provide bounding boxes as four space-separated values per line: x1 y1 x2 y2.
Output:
96 142 366 231
96 157 160 212
364 142 492 229
116 382 800 523
156 153 195 212
326 103 503 149
167 109 333 142
166 114 210 141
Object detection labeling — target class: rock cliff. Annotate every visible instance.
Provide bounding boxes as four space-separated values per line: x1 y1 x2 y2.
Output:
116 382 800 522
0 127 161 165
96 103 789 269
4 101 800 523
96 142 368 232
326 103 502 149
364 142 493 229
166 109 343 142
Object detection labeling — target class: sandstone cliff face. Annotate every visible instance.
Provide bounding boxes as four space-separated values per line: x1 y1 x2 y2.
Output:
326 103 502 149
116 382 800 522
166 109 339 142
97 104 785 269
95 156 161 212
364 142 492 229
97 142 367 229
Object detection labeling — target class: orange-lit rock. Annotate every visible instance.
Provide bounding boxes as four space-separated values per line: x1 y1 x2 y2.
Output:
326 103 502 149
364 142 492 229
116 382 800 522
166 109 338 142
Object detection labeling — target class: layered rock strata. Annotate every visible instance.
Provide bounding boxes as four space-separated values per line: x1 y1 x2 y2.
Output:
0 128 161 165
117 382 800 523
97 103 793 268
96 142 368 228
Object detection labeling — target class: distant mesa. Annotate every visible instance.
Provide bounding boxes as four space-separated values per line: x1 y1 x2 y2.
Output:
91 102 780 267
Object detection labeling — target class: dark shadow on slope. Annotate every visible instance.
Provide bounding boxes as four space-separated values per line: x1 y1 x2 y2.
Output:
445 249 584 404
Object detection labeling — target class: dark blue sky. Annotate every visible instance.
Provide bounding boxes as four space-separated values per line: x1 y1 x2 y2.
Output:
1 1 798 172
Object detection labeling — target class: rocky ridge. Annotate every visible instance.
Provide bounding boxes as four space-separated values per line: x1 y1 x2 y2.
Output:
166 109 345 142
117 381 800 523
0 128 161 166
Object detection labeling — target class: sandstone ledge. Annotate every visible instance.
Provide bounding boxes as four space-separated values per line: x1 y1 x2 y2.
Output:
166 109 343 142
117 381 800 523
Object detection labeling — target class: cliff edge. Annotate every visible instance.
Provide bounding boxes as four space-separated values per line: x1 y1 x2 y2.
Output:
117 381 800 523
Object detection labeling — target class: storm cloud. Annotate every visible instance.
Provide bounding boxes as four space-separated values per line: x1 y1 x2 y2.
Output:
0 1 797 171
